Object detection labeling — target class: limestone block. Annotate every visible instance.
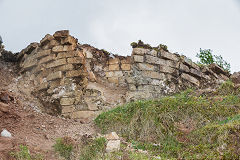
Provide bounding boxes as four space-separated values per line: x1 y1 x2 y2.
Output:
105 71 123 77
66 70 84 78
190 68 202 78
109 58 119 64
53 30 69 38
49 80 61 89
67 57 84 64
47 71 63 81
22 59 38 71
179 63 190 73
40 34 54 46
146 55 172 67
71 111 95 119
61 36 76 45
60 98 75 106
142 71 165 80
132 48 150 55
108 77 119 84
109 64 119 71
39 54 56 64
159 65 177 74
46 59 67 68
63 45 75 52
121 64 131 71
146 49 157 57
159 50 179 61
35 49 51 59
133 55 144 62
62 105 75 113
145 55 167 65
57 52 74 59
106 140 120 153
52 45 64 52
137 63 155 71
37 70 53 82
181 73 200 86
36 82 49 91
121 57 131 64
56 64 74 71
49 39 60 48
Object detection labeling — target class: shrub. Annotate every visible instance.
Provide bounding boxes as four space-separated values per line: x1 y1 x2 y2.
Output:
196 48 230 72
54 137 73 160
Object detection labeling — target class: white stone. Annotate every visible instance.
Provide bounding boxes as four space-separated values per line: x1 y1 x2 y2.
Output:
1 129 12 138
106 140 120 153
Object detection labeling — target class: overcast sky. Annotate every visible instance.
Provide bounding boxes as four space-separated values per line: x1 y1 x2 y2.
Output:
0 0 239 72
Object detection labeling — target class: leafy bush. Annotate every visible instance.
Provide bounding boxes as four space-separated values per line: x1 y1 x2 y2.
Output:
54 137 73 160
196 48 230 72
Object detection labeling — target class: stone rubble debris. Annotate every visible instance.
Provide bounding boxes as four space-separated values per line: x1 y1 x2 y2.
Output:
1 129 12 138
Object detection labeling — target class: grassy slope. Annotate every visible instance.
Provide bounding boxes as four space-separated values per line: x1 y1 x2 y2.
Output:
95 81 240 159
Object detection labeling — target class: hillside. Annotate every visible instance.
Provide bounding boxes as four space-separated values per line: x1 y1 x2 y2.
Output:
95 84 240 159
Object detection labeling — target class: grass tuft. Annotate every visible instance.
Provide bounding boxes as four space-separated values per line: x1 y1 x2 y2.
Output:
10 145 43 160
79 137 106 160
53 137 74 160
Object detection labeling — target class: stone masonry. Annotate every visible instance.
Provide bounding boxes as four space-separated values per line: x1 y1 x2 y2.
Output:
17 30 230 121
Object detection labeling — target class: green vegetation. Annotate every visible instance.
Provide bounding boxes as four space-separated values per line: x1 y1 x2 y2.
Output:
79 137 106 160
130 40 168 52
54 137 74 160
197 48 231 72
10 145 43 160
95 82 240 159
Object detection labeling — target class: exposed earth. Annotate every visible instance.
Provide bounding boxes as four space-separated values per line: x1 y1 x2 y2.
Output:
0 60 95 159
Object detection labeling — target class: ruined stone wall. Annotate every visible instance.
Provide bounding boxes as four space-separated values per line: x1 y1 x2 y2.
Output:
18 30 89 119
80 44 131 87
125 47 229 101
18 30 230 121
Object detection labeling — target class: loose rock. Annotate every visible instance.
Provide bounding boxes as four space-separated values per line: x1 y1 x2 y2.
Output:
1 129 12 138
